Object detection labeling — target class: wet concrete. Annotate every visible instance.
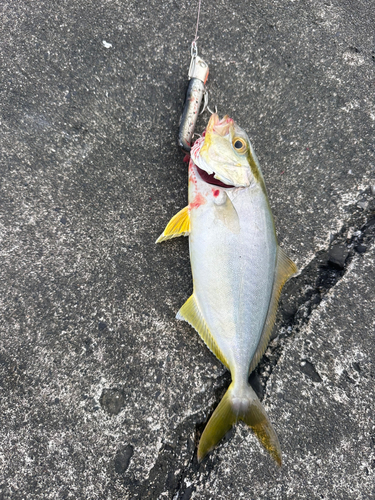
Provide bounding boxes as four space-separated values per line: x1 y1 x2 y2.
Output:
0 0 374 498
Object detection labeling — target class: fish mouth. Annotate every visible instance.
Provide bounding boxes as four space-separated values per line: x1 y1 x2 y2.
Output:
206 113 234 136
196 165 235 188
192 114 236 187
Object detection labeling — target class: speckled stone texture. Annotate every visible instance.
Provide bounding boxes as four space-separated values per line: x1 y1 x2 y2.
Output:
0 0 374 499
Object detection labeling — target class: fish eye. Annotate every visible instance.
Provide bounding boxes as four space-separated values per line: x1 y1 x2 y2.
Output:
232 137 248 154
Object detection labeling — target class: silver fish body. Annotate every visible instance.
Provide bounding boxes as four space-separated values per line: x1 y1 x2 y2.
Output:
188 169 277 382
157 114 297 463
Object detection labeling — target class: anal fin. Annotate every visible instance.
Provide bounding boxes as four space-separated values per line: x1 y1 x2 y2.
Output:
176 295 229 369
156 206 190 243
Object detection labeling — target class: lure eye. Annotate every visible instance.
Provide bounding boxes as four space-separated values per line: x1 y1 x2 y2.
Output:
232 137 248 154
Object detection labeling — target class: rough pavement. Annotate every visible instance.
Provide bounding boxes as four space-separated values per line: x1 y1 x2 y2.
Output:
0 0 374 498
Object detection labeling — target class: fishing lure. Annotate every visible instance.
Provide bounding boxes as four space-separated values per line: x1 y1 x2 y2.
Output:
178 44 209 152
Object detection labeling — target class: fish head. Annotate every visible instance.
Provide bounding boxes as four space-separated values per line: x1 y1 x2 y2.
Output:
191 114 262 188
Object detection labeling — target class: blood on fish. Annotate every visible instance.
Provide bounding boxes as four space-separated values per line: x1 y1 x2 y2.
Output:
191 136 205 157
189 193 206 210
213 189 220 197
189 159 198 186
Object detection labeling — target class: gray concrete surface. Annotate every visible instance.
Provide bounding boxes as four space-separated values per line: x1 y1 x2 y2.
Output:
0 0 374 498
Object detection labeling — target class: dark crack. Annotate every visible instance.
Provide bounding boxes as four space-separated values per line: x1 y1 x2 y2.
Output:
255 203 375 397
129 371 230 499
135 200 375 499
128 415 197 499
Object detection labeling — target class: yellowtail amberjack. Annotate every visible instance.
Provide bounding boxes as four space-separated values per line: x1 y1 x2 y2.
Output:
157 114 297 464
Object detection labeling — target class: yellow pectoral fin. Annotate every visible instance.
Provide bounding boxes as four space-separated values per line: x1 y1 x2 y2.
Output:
155 206 190 243
176 294 229 369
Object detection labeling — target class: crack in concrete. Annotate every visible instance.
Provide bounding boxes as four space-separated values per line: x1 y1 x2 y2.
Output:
254 206 375 398
135 203 375 500
130 372 230 499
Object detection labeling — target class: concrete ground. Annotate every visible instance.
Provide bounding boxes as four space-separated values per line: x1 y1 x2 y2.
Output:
0 0 374 498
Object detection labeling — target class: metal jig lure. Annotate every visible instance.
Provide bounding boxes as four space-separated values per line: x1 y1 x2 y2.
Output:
178 1 209 152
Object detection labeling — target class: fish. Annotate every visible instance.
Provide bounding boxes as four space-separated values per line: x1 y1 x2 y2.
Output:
156 113 297 464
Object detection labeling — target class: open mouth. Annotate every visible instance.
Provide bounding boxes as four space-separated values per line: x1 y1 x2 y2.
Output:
196 165 235 188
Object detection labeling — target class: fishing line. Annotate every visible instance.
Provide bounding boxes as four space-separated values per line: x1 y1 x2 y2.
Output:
192 0 202 46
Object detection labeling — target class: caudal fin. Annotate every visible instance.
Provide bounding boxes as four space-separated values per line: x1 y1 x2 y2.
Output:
198 382 282 465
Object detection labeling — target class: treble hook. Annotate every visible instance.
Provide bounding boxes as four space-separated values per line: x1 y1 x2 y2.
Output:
206 104 218 115
200 89 209 115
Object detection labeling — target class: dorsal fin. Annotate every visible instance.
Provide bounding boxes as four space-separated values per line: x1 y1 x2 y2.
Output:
248 246 297 374
155 206 190 243
176 295 229 369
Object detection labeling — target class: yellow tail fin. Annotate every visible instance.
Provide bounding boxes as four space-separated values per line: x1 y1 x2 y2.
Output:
198 382 282 465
